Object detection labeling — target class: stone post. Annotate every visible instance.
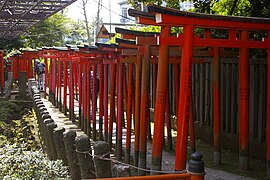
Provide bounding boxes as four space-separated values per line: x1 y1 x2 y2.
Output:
18 71 27 97
38 109 48 137
93 141 112 178
40 113 50 139
39 113 50 151
4 72 13 99
44 118 54 158
28 78 35 97
63 130 81 180
33 98 42 112
76 135 96 179
46 121 57 160
54 127 68 165
36 103 45 122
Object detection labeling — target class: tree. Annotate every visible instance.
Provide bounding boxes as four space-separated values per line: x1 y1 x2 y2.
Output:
128 0 180 9
193 0 270 17
79 0 92 44
209 0 251 16
249 0 270 18
91 16 103 43
95 0 102 42
0 38 23 50
65 20 88 45
21 12 71 48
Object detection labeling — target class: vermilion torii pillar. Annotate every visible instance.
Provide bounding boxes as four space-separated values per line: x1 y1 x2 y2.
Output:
213 47 221 166
239 30 250 170
267 31 270 178
175 24 194 171
151 26 170 173
132 4 270 173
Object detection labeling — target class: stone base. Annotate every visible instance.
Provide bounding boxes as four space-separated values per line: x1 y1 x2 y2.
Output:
239 156 249 170
214 151 222 167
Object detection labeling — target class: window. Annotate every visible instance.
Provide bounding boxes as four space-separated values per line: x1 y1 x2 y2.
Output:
120 7 128 23
102 30 108 35
122 7 127 18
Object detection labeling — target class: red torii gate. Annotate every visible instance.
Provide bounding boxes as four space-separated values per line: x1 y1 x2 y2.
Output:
20 49 38 79
130 4 270 174
9 50 37 81
115 28 160 171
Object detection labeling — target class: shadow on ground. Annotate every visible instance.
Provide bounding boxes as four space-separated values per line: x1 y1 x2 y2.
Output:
166 137 266 180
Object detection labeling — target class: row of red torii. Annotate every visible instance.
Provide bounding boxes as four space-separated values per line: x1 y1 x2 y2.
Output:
3 4 270 178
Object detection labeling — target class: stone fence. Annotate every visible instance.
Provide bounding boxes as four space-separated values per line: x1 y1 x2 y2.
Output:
29 79 113 179
28 78 204 180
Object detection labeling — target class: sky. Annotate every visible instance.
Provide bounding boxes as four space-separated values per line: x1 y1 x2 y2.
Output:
66 0 121 24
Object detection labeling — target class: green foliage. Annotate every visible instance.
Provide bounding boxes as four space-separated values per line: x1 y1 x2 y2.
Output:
0 101 20 112
21 12 90 48
193 0 216 14
0 112 37 150
0 101 69 179
0 134 7 147
65 19 89 45
249 0 270 18
21 12 72 48
0 144 70 179
0 106 70 179
128 0 180 9
130 26 161 33
109 33 121 44
0 38 24 50
128 0 162 8
0 100 37 149
194 0 270 17
0 101 20 122
203 0 251 16
0 108 14 122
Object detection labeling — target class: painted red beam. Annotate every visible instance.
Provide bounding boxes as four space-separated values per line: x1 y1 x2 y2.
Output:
128 9 157 25
155 13 270 30
194 37 269 49
148 5 270 30
158 35 269 49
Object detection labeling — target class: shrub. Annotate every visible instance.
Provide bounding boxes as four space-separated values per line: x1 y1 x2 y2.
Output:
0 101 20 122
0 144 70 179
